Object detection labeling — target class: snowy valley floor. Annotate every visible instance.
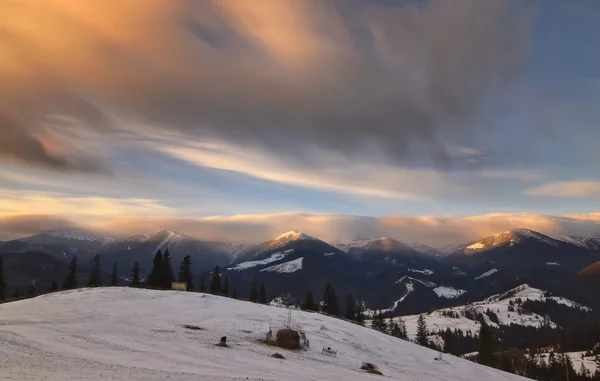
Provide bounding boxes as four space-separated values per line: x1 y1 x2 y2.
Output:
0 288 527 381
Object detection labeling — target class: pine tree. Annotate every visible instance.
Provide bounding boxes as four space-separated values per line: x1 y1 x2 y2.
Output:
209 265 221 294
129 261 141 287
372 311 388 334
198 272 206 292
231 287 237 299
443 328 455 353
62 255 78 290
301 290 317 311
477 320 495 367
49 280 59 293
321 282 339 316
345 293 356 321
0 256 5 301
258 284 267 304
87 254 102 287
355 301 365 325
162 249 175 288
415 314 429 347
178 255 193 291
397 317 408 340
146 250 163 288
249 278 258 302
110 262 118 286
221 274 230 296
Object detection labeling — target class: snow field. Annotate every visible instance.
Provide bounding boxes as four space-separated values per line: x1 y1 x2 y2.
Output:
0 288 528 381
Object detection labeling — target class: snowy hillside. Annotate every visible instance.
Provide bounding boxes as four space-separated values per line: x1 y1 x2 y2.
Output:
0 288 527 381
397 284 590 341
462 229 559 254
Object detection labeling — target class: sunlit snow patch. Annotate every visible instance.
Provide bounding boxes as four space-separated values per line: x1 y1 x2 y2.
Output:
474 268 498 280
260 257 303 274
433 286 466 299
228 250 293 271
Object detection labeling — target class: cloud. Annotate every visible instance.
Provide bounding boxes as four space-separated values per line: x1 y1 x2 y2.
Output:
0 0 532 170
0 215 78 241
525 181 600 197
84 212 600 246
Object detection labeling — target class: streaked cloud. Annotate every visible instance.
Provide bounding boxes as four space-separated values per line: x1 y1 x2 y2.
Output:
525 181 600 198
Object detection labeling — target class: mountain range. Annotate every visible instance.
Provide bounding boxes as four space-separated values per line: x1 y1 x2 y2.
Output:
1 227 599 315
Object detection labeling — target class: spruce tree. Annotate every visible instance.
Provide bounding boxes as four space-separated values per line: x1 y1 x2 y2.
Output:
110 262 118 286
49 280 59 293
321 282 339 316
397 317 408 340
129 261 141 287
301 290 317 311
178 255 193 291
198 272 206 292
0 256 5 301
62 255 78 290
87 254 102 287
249 278 258 302
345 293 356 321
415 314 429 347
162 249 175 288
146 250 163 288
221 274 230 296
477 320 495 367
209 265 221 294
355 301 365 325
258 283 267 304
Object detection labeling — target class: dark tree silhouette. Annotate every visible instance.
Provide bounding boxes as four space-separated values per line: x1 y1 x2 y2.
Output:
478 320 496 367
178 255 193 291
321 282 339 316
209 265 221 294
162 249 175 288
62 255 78 290
258 284 267 304
87 254 102 287
249 278 258 302
222 274 230 296
146 250 163 288
129 261 141 287
345 293 356 321
301 290 317 311
415 314 429 347
110 262 118 286
49 280 59 293
0 256 5 301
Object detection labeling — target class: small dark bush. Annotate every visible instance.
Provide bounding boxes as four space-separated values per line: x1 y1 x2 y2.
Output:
272 353 285 359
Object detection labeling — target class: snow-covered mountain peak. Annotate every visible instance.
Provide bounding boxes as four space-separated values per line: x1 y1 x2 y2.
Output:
33 228 116 244
272 231 317 243
464 228 558 253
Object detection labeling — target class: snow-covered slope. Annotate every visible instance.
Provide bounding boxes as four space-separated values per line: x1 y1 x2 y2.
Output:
461 229 559 254
397 284 590 341
552 235 600 251
0 288 527 381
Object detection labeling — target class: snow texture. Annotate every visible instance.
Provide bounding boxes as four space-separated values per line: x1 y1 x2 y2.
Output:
409 268 434 275
433 286 466 299
546 262 560 266
0 288 528 381
228 250 293 271
260 257 303 274
474 268 498 280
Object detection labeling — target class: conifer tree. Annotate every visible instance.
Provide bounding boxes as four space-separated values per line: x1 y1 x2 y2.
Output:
345 293 356 321
477 320 496 367
231 287 237 299
0 256 5 301
221 274 230 296
258 283 267 304
87 254 102 287
321 282 339 316
178 255 193 291
415 314 429 347
209 265 221 294
249 278 258 302
301 290 317 311
372 310 388 333
198 272 206 292
129 261 141 287
49 280 59 293
110 262 118 286
146 250 163 288
397 317 408 340
62 255 78 290
355 301 365 325
162 249 175 288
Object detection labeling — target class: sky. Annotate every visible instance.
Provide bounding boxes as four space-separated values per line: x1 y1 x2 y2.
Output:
0 0 599 244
